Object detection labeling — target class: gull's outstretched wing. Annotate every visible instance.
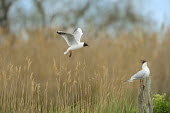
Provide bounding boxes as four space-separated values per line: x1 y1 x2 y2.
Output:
131 70 146 80
57 31 78 46
73 28 83 42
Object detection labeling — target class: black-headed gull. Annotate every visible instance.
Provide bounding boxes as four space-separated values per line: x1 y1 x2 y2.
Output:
126 60 150 87
56 28 88 57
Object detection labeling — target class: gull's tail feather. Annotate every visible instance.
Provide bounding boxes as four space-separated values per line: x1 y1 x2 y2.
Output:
124 79 133 82
64 51 68 55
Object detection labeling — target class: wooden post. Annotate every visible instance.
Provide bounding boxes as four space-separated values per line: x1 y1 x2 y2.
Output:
145 76 153 113
138 76 153 113
138 85 145 113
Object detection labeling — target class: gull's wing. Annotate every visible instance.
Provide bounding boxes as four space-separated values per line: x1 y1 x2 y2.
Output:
131 70 146 80
73 28 83 42
57 31 78 46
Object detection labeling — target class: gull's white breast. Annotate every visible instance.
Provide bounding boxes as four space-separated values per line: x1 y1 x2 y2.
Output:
69 43 84 51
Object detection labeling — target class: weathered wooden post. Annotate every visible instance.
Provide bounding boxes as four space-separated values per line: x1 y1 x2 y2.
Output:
145 76 153 113
138 76 153 113
138 84 145 113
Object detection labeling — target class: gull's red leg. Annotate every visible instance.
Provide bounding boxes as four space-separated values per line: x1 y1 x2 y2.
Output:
142 80 145 89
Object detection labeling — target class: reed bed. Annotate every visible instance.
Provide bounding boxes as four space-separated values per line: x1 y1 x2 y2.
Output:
0 28 169 112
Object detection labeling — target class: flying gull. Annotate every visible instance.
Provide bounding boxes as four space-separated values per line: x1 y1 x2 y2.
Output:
125 60 150 87
56 28 89 57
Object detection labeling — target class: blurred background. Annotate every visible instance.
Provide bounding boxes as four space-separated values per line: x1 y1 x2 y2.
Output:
1 0 170 35
0 0 170 112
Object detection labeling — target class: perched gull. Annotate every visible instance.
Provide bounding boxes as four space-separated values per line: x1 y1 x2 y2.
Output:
56 28 89 57
125 60 150 87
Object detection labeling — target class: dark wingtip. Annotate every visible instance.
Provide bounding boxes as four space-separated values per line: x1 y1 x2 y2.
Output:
56 31 60 34
56 31 66 35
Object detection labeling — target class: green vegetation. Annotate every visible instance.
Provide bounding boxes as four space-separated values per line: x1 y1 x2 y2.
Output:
153 94 170 113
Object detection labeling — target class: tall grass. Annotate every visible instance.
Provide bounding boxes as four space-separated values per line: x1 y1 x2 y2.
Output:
0 28 169 112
